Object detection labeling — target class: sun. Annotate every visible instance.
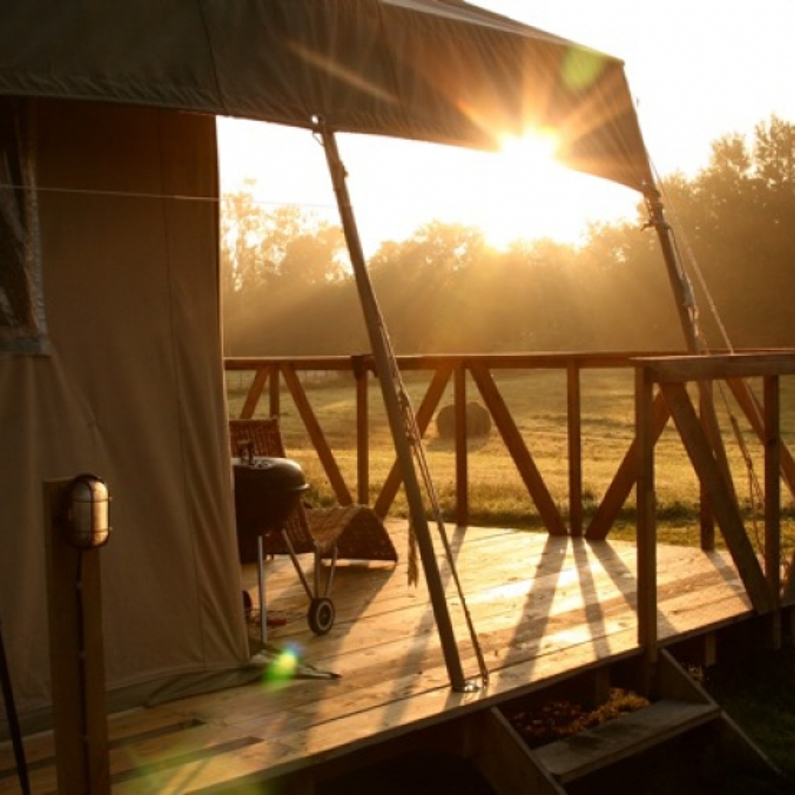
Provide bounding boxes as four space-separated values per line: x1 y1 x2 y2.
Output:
217 117 640 257
437 126 639 250
497 127 562 178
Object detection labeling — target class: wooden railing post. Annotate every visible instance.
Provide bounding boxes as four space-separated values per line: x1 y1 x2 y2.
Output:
44 479 111 794
763 375 781 602
698 381 716 551
454 363 469 526
353 355 370 505
567 360 582 537
764 374 782 649
635 365 658 668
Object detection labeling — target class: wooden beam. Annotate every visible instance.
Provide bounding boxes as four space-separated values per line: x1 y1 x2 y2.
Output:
454 365 469 526
639 352 795 383
353 356 370 505
763 375 781 602
661 381 775 613
635 367 658 666
731 376 795 603
44 480 110 795
697 380 738 510
470 363 566 536
239 367 269 419
281 364 353 505
373 365 453 518
467 708 566 795
567 362 582 537
698 383 716 551
585 390 669 540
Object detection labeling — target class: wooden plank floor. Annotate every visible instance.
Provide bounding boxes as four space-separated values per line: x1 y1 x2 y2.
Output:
0 523 752 793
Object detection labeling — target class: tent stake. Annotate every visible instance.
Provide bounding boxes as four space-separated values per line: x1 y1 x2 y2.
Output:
318 124 467 691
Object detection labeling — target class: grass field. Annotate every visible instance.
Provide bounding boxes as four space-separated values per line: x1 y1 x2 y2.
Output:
227 367 795 555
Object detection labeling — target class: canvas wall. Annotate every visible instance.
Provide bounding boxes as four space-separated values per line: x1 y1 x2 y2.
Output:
0 99 250 728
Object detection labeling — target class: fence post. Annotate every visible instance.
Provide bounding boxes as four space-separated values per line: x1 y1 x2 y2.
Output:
698 382 716 550
353 355 370 505
454 363 469 526
635 365 658 673
567 360 582 536
764 374 782 649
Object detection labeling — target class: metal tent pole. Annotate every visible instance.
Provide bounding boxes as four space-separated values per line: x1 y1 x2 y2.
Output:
644 186 739 504
644 187 699 354
318 124 467 691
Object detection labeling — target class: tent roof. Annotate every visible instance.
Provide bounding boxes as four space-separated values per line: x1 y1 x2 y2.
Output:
0 0 654 191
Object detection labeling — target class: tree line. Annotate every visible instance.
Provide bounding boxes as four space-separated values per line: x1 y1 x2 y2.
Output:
221 116 795 356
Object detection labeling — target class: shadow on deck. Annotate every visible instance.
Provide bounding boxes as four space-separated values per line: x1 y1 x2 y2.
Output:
3 522 788 793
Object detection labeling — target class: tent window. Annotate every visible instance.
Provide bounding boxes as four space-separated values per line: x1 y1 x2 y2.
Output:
0 99 47 355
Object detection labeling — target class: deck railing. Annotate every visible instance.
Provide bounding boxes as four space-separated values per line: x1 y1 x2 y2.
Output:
633 352 795 658
224 349 795 649
225 352 664 528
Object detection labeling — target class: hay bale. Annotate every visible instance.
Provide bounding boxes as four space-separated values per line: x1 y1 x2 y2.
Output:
466 400 491 436
436 401 491 439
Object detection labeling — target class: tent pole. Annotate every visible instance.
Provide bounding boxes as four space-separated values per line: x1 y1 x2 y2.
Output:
318 125 468 691
644 187 699 354
645 185 739 506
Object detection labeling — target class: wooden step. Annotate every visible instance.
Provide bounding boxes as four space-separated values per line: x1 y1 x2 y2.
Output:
532 699 720 784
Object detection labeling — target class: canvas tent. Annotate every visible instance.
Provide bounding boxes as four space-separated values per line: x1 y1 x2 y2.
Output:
0 0 668 726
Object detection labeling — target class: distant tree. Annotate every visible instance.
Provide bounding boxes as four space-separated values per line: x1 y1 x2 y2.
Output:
753 115 795 190
369 221 493 352
220 193 348 354
220 116 795 356
220 187 269 306
656 116 795 347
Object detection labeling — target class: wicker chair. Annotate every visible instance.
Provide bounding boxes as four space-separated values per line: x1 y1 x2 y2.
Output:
229 417 398 634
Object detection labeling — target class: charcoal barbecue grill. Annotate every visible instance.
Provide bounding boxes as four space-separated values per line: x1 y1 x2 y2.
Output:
232 455 307 564
232 451 337 636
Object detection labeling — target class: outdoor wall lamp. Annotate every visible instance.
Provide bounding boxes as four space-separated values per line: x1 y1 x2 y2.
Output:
62 473 111 549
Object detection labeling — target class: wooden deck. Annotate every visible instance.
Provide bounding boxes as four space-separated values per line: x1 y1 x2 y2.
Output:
0 522 754 793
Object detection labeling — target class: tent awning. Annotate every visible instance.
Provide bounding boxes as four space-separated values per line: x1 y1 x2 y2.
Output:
0 0 654 192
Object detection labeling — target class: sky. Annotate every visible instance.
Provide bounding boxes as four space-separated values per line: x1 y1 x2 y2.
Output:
217 0 795 256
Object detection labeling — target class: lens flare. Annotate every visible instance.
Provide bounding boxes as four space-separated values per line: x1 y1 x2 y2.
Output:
263 643 302 687
562 47 608 91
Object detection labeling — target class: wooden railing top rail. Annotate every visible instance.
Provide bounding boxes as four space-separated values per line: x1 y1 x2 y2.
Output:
635 351 795 382
225 350 696 373
225 349 795 375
